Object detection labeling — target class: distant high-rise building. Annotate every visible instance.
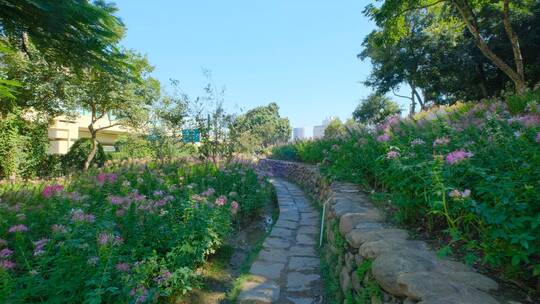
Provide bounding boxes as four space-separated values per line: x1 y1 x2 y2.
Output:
313 125 325 139
292 127 305 141
312 117 336 139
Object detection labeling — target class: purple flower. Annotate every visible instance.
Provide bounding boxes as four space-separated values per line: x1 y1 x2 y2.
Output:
52 224 67 234
536 132 540 143
215 195 227 206
410 138 425 146
445 150 473 165
1 260 15 270
42 184 64 198
376 133 390 142
71 209 95 223
386 150 400 159
8 224 28 233
202 188 215 197
0 248 13 258
449 189 471 199
433 137 450 147
116 262 130 272
109 196 125 205
33 239 49 256
97 172 118 185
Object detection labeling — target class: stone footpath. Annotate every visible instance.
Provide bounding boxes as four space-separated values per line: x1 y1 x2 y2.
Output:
259 159 510 304
237 179 324 304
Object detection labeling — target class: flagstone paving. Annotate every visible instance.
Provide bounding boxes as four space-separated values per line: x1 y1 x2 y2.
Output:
237 179 324 304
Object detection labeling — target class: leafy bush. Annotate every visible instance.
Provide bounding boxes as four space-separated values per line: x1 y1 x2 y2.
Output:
0 161 272 303
270 145 299 161
0 113 49 179
62 138 107 170
111 134 155 160
272 100 540 286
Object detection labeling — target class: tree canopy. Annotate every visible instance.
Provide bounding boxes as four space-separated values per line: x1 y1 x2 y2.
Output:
361 0 540 106
231 102 291 152
353 93 401 125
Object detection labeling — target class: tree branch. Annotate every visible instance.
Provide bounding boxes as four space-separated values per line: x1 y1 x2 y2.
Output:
502 0 524 82
94 123 121 132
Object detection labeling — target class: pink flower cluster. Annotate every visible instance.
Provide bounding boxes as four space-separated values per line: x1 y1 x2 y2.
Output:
376 133 390 142
71 209 95 223
116 262 130 272
8 224 28 233
215 195 227 206
97 172 118 184
410 138 425 146
33 238 49 256
201 188 216 197
0 244 15 271
97 232 124 246
445 150 473 165
386 150 400 159
536 132 540 143
42 184 64 198
231 201 239 215
449 189 471 199
433 137 450 147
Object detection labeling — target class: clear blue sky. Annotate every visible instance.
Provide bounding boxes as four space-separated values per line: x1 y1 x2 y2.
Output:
114 0 408 137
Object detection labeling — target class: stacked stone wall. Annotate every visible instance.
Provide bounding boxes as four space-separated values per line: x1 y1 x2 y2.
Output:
259 159 501 304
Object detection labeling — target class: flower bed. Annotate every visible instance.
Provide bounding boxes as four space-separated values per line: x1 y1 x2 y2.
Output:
271 101 540 292
0 160 273 303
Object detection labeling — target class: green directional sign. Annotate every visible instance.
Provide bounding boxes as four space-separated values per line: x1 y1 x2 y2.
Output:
182 129 200 143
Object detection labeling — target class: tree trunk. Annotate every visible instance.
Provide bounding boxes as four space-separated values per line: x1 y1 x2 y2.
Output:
84 127 98 171
452 0 526 93
502 0 525 90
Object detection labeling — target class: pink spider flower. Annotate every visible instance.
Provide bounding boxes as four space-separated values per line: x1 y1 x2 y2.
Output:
231 201 239 215
1 260 16 270
116 262 130 272
376 133 390 142
0 248 13 258
386 151 400 159
8 224 28 233
445 150 473 165
42 184 64 198
215 195 227 206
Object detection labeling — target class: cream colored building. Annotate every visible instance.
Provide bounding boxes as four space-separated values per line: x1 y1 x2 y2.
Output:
48 115 131 154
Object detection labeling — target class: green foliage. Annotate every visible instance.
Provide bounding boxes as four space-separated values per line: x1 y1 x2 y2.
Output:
0 113 49 179
353 93 401 125
63 138 107 171
324 118 347 139
506 87 540 115
270 145 300 162
112 134 156 160
0 161 272 302
231 102 292 153
361 1 540 103
0 0 125 70
272 100 540 288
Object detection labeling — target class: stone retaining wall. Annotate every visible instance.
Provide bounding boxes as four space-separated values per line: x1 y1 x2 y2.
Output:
259 159 501 304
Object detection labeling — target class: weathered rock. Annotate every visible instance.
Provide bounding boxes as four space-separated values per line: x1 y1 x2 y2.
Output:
351 269 362 292
250 261 285 280
263 237 290 249
288 257 320 271
340 267 352 294
258 248 289 263
290 245 318 257
339 212 384 234
398 272 499 304
346 228 409 248
296 233 317 245
286 272 321 291
237 276 280 304
269 227 294 239
359 239 428 259
331 199 368 218
371 250 437 295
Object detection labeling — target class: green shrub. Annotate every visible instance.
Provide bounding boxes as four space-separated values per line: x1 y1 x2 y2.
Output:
0 161 272 302
0 113 49 179
111 134 155 160
62 138 107 170
270 144 299 161
272 100 540 287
